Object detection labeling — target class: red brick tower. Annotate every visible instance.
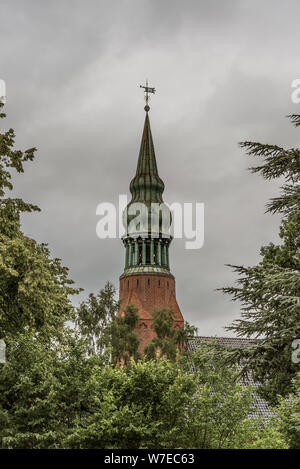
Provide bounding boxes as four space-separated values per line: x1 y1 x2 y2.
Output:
119 83 184 351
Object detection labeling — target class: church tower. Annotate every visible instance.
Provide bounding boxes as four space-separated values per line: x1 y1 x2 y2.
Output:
119 83 184 351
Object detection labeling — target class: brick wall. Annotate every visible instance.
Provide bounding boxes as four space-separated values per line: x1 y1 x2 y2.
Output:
119 273 184 352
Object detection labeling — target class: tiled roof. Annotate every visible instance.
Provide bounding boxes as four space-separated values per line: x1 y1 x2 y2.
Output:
189 336 257 350
188 336 273 418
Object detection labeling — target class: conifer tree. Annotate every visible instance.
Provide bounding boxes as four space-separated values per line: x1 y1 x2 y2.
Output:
221 115 300 403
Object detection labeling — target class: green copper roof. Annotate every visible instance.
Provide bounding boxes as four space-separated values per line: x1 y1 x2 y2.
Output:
121 105 173 274
129 111 165 205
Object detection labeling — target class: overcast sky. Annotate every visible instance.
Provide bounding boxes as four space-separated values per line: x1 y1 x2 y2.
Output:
1 0 299 336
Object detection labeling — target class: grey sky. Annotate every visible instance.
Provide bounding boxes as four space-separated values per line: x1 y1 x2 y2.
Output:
1 0 299 335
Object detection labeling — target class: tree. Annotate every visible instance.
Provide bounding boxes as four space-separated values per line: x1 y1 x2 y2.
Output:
0 102 79 339
111 304 141 365
76 287 141 365
144 307 196 361
75 282 119 357
64 357 196 449
182 342 253 448
0 331 95 448
0 333 290 449
0 331 194 449
182 342 289 449
274 372 300 449
221 114 300 403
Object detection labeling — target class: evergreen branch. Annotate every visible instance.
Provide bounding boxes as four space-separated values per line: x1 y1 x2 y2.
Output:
239 141 300 182
266 185 300 214
287 114 300 127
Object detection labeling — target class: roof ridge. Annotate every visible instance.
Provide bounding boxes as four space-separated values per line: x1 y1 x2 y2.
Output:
192 335 257 341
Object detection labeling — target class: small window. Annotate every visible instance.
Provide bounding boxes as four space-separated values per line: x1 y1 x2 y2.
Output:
158 280 160 287
137 279 139 287
148 278 150 286
127 280 129 290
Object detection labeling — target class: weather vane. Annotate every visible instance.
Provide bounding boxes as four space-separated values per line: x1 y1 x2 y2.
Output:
140 79 155 111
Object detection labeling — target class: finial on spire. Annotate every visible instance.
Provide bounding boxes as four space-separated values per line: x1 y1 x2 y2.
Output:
140 79 155 112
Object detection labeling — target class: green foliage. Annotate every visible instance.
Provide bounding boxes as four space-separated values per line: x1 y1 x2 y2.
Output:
273 373 300 449
0 336 290 449
232 417 289 449
0 332 194 449
0 103 79 339
76 288 141 365
0 234 79 339
65 358 196 449
75 282 119 356
144 307 196 361
0 331 95 448
111 304 141 365
287 114 300 127
222 115 300 404
182 342 254 448
182 342 290 449
0 102 36 200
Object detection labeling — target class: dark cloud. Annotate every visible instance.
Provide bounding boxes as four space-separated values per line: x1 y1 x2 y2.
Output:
1 0 299 335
